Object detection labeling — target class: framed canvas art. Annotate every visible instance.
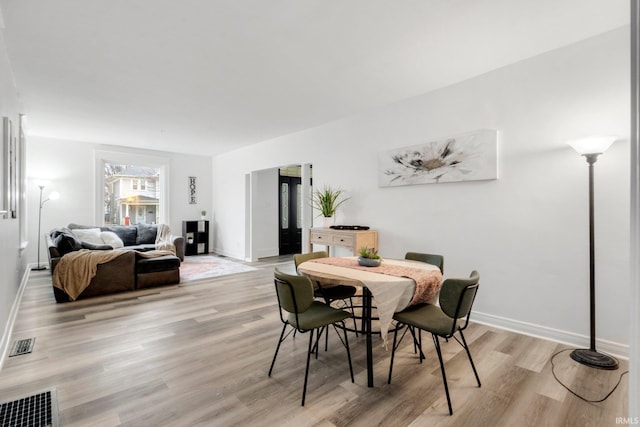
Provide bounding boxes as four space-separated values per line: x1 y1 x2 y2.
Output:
378 129 499 187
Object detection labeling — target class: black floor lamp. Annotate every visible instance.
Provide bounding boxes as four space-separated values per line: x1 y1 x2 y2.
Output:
32 181 59 271
567 136 619 370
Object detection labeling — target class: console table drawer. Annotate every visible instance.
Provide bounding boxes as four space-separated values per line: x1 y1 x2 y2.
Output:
310 232 332 244
331 235 354 246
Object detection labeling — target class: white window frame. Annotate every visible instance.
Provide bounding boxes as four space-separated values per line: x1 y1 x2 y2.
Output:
94 149 170 226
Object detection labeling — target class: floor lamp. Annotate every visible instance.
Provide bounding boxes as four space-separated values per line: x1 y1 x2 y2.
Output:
567 136 619 370
32 182 59 271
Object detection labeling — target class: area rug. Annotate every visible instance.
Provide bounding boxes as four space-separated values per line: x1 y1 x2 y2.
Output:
180 255 257 282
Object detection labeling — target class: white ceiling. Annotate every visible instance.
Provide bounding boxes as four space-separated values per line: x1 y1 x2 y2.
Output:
0 0 629 156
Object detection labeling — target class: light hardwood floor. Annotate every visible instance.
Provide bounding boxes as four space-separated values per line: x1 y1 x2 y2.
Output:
0 256 629 426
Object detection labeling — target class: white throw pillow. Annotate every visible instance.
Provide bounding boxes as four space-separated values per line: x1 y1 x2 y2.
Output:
100 231 124 249
71 228 104 245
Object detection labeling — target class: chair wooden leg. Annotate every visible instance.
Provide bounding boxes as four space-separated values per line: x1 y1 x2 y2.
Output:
459 330 481 387
268 323 288 377
302 329 315 406
433 334 453 415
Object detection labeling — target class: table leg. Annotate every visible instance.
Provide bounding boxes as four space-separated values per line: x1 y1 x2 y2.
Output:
363 287 373 387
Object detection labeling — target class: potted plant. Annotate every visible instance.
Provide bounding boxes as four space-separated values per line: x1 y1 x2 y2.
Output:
312 185 349 227
358 246 381 267
201 210 207 220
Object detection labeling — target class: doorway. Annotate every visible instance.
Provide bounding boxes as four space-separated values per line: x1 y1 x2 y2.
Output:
278 169 302 255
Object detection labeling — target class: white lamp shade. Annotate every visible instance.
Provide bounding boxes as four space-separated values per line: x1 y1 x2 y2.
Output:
48 191 60 201
567 136 617 155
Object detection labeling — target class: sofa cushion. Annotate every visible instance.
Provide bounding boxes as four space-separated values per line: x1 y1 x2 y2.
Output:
102 225 138 246
81 241 113 250
50 228 82 255
136 255 180 274
126 244 156 252
136 223 158 245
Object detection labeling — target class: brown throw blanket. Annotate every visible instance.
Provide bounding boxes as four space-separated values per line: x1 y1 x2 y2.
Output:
53 249 128 301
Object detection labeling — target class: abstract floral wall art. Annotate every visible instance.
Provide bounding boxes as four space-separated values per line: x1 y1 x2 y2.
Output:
378 129 498 187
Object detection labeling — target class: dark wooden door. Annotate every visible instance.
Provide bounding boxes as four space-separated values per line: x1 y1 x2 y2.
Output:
278 175 302 255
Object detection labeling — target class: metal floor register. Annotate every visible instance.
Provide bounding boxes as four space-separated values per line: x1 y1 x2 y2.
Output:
0 390 59 427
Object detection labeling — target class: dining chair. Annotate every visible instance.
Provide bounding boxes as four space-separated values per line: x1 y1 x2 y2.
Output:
404 252 444 273
268 268 354 406
294 251 359 338
403 252 445 353
388 270 481 415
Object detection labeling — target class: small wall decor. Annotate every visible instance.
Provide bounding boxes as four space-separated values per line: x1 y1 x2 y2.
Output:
378 129 499 187
188 176 197 204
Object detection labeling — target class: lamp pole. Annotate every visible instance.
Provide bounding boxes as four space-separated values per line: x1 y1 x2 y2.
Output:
569 151 618 370
32 185 47 271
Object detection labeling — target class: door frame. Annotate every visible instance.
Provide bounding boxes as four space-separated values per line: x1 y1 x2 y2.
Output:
246 163 312 261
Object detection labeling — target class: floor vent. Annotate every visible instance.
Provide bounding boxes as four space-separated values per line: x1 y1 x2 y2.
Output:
0 390 59 427
9 338 35 357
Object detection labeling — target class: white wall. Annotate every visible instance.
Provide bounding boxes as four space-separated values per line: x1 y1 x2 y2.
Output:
25 137 214 264
213 28 631 352
0 26 26 364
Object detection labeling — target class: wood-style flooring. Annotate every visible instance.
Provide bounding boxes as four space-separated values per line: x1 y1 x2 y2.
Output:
0 255 629 426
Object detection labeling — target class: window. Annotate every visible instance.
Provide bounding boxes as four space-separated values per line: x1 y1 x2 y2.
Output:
96 150 169 226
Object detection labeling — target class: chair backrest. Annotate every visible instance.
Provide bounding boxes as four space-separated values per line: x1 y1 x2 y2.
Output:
438 271 480 332
274 268 315 315
404 252 444 273
293 251 328 271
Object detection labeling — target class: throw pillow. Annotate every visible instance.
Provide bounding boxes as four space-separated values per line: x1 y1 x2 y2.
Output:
71 228 104 245
100 231 124 249
136 223 158 244
102 225 137 246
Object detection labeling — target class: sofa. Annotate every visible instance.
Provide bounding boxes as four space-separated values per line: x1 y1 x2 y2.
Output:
47 223 185 302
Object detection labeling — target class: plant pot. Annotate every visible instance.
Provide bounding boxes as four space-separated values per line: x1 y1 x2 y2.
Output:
358 257 381 267
323 216 334 228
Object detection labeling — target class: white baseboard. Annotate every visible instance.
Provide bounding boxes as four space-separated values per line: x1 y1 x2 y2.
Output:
0 266 31 372
472 311 629 360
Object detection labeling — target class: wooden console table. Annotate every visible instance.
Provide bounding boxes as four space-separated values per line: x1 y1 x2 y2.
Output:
309 227 378 256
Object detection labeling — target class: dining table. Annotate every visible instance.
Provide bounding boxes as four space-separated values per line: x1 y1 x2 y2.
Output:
297 256 443 387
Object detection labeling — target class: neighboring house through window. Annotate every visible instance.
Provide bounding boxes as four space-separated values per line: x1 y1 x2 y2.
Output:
95 150 170 226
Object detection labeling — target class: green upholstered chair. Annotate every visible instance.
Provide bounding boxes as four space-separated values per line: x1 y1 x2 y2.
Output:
294 251 358 337
404 252 444 273
403 252 445 353
388 271 481 415
268 268 354 406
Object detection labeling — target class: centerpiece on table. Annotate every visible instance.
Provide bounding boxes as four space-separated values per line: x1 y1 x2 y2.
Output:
358 246 381 267
312 185 349 228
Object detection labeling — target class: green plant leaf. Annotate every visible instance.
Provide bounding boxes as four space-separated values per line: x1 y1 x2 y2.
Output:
312 185 349 218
